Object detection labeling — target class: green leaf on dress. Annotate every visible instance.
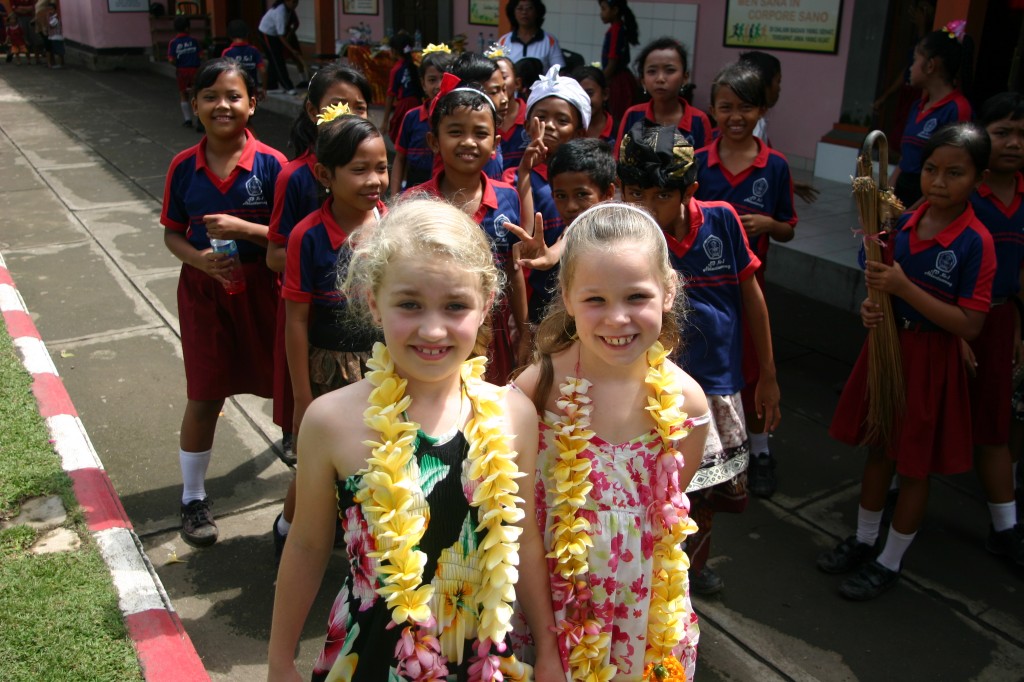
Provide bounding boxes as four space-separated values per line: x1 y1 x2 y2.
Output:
457 510 480 556
418 453 450 498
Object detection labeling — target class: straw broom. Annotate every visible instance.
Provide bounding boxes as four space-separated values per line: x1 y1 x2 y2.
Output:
852 131 905 447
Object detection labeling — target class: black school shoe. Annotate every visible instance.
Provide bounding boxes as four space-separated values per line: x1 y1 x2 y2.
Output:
838 560 900 601
181 498 218 547
748 454 778 498
690 565 724 595
278 432 297 467
817 535 878 574
985 523 1024 568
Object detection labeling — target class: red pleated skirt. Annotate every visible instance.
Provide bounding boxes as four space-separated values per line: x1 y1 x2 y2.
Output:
830 327 972 479
177 262 277 401
968 301 1015 446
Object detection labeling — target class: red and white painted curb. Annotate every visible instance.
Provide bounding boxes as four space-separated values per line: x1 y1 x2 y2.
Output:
0 253 209 682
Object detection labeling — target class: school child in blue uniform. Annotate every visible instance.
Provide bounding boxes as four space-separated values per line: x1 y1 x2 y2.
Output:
967 93 1024 565
508 64 590 322
615 37 711 159
696 62 797 499
493 51 532 172
408 78 528 383
572 65 616 145
619 121 781 596
271 114 387 557
161 59 286 547
428 52 508 181
391 44 455 194
598 0 639 123
381 31 424 143
505 137 617 276
167 16 202 129
265 66 372 467
823 123 1008 599
222 20 266 102
891 23 972 207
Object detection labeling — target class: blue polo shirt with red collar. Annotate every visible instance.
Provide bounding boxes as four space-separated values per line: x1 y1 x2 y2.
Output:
898 90 972 174
695 137 797 266
615 98 712 158
268 148 319 247
407 171 520 267
505 163 563 319
882 203 995 322
596 112 615 146
396 105 435 188
970 174 1024 298
161 130 286 261
601 20 630 69
168 33 200 68
499 99 529 172
388 60 422 100
222 42 264 86
283 198 384 351
665 198 761 395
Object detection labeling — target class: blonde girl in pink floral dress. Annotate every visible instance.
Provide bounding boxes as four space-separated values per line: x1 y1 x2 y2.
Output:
515 202 710 680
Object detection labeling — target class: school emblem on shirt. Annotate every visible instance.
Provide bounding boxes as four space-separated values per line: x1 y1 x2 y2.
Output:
243 176 267 207
702 235 730 273
924 249 957 285
493 213 510 243
918 118 938 140
746 178 769 208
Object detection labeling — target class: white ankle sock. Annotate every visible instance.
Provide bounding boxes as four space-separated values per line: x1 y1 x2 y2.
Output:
180 101 193 122
989 501 1017 532
749 431 769 456
180 448 211 504
276 515 292 536
876 527 915 572
855 505 883 546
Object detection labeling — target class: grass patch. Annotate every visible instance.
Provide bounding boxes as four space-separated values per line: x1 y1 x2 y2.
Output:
0 317 143 681
0 319 72 517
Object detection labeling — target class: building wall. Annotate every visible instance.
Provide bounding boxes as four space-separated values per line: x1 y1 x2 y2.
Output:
62 0 152 50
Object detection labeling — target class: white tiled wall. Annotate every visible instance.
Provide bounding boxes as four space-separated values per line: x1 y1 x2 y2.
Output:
543 1 699 75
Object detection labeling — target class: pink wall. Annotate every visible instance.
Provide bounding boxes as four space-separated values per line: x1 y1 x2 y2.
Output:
335 6 384 44
62 0 152 50
687 0 855 163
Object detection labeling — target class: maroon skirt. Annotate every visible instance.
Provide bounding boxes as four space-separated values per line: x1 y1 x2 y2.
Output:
607 69 639 126
968 301 1015 446
272 294 294 432
177 262 277 401
830 327 973 479
485 296 515 386
388 96 421 142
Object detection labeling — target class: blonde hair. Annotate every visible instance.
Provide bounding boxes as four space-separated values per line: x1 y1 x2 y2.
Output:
531 202 684 411
343 197 503 356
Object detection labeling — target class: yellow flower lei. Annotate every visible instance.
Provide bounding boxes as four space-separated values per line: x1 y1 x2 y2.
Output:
316 101 351 126
549 341 698 681
355 342 525 676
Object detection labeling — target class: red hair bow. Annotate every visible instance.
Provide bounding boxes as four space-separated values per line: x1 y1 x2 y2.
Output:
428 72 462 120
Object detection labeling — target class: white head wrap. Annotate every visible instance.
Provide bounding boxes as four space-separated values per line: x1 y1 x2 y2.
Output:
525 65 592 131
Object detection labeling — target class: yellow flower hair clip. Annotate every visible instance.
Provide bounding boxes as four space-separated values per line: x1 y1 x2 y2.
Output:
484 43 509 60
316 102 351 126
421 42 451 55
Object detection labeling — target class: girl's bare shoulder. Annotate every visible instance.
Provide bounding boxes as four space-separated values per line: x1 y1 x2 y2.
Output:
299 379 376 479
665 359 710 416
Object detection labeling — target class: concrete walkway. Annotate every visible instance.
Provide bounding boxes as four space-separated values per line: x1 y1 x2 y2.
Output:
1 64 1022 681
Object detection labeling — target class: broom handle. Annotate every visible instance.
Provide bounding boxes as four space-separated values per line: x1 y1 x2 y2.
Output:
860 130 889 191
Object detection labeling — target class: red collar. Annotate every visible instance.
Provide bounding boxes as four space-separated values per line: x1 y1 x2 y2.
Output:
416 104 430 122
318 198 350 250
419 171 498 222
903 201 977 253
705 137 768 169
662 198 704 257
230 40 251 48
976 172 1024 217
598 111 614 139
532 163 549 182
498 99 527 137
196 129 257 174
915 90 962 122
644 97 695 131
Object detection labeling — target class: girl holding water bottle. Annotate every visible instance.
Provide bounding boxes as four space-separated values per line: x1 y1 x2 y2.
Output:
161 58 287 547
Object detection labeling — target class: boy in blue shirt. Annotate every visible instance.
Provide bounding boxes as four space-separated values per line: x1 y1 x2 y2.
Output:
222 20 266 102
168 17 202 129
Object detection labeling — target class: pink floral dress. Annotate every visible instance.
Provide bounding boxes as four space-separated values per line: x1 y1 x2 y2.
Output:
529 418 705 679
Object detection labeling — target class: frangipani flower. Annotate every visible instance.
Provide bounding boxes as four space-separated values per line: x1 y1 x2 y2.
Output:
316 101 351 125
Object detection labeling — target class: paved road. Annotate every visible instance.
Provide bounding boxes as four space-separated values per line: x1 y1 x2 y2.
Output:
1 64 1022 681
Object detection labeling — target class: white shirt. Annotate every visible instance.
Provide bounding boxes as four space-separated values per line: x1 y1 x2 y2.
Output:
496 30 565 71
258 4 288 37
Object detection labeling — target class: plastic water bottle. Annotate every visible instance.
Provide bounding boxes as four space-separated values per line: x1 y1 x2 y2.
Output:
209 239 246 295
